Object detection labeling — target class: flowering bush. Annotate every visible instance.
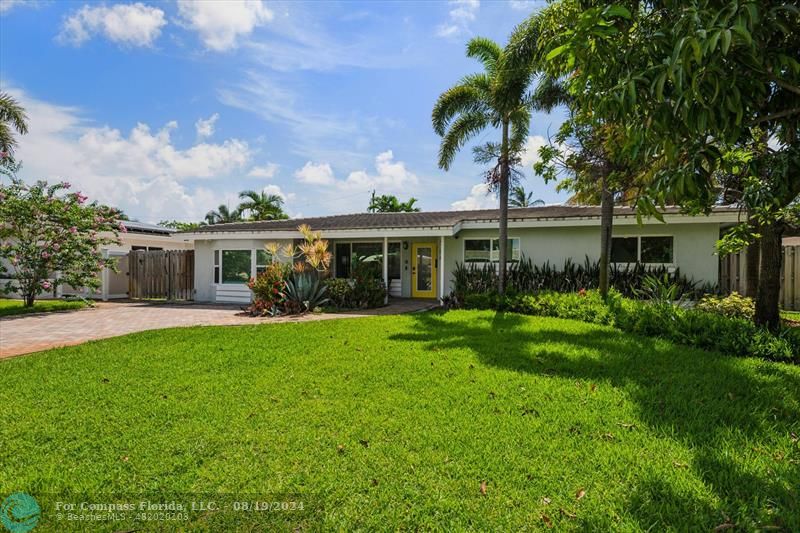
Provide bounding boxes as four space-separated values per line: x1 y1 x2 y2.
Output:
246 263 287 315
0 177 123 306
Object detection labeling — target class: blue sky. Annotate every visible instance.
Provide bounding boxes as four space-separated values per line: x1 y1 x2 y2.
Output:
0 0 566 223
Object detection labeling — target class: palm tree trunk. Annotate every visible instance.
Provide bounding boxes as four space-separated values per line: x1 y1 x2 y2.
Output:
754 220 783 330
598 173 614 299
498 119 510 298
745 216 760 298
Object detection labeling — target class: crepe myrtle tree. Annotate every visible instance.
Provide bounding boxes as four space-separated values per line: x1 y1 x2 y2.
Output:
0 178 124 306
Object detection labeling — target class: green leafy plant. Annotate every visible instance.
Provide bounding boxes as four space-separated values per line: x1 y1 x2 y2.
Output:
452 256 704 301
696 292 755 320
284 271 329 314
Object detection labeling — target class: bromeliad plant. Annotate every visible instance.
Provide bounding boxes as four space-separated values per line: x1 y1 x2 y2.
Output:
0 177 123 306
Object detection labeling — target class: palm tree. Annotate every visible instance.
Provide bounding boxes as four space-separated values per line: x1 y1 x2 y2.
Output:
204 204 242 225
237 190 288 221
0 92 29 166
509 185 545 208
432 36 536 296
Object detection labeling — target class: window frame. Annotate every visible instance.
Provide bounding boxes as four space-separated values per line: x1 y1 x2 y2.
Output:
332 240 401 279
610 235 675 266
462 237 521 265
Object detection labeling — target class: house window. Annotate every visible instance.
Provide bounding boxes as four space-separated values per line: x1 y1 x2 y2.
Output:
464 238 520 263
221 250 252 284
387 242 401 279
255 249 271 275
611 236 674 264
334 242 398 278
641 236 673 264
611 237 638 263
213 250 220 283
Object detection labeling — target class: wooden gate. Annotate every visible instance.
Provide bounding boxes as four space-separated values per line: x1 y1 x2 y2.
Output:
128 250 194 300
720 245 800 310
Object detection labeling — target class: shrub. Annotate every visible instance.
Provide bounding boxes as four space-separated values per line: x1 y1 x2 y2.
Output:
458 289 799 362
246 263 286 316
451 256 707 301
695 292 754 320
324 278 354 309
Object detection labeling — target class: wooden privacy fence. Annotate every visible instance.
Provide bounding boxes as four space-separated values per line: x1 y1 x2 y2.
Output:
720 245 800 310
129 250 194 300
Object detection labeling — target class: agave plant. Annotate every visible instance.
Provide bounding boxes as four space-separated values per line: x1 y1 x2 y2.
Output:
284 271 329 313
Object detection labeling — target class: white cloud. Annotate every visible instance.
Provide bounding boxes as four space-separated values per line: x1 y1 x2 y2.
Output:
261 184 294 202
451 182 496 210
247 163 278 178
509 0 542 10
6 88 252 223
176 0 273 51
294 161 335 185
194 113 219 139
340 150 418 191
218 71 363 163
520 135 547 167
0 0 30 14
436 0 479 39
58 3 166 47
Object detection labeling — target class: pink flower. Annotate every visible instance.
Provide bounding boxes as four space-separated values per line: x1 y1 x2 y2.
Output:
76 192 88 204
69 226 78 234
119 222 127 233
61 181 71 189
52 243 60 251
41 251 50 259
0 151 7 159
41 280 52 290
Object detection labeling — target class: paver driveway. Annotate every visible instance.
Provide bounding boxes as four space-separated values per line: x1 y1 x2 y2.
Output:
0 299 436 358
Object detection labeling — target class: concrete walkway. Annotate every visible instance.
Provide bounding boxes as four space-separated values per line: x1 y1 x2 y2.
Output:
0 299 437 359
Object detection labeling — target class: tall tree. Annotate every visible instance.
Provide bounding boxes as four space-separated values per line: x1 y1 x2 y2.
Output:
0 92 29 168
528 1 799 328
368 192 421 212
204 204 242 225
432 36 536 296
509 14 645 299
237 190 288 221
509 185 545 208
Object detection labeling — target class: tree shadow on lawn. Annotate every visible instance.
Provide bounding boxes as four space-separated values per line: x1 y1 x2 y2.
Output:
389 311 800 530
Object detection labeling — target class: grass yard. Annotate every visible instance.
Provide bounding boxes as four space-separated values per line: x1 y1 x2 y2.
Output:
0 298 88 317
1 311 798 531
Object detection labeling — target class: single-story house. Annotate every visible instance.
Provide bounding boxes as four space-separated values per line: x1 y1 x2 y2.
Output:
178 205 741 304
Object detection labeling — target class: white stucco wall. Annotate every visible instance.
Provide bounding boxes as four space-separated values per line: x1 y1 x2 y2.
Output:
442 222 721 296
193 238 293 302
192 220 723 302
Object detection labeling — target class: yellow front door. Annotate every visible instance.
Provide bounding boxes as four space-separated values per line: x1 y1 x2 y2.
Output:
411 242 437 298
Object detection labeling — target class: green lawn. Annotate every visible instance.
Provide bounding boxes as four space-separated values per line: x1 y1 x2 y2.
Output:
1 311 798 531
0 298 88 317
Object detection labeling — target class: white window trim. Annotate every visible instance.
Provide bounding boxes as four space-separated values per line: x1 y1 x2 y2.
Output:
462 237 521 264
611 235 676 267
215 248 255 286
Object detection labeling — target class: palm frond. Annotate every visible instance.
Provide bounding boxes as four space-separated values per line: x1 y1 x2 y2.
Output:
431 81 487 136
466 37 503 74
438 111 491 170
